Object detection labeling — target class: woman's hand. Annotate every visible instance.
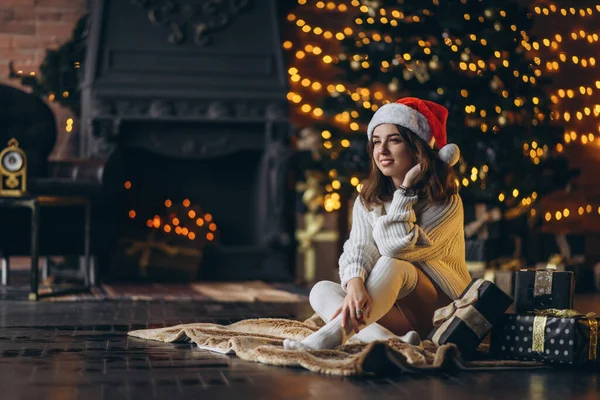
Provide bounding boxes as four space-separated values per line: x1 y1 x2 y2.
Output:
331 278 372 333
402 163 422 188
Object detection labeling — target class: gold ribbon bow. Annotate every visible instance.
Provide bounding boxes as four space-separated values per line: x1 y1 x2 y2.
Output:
531 308 597 361
431 279 492 345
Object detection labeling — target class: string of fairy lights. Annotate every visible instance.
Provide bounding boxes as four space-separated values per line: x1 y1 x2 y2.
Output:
287 1 366 211
529 5 600 221
533 5 600 17
287 0 600 219
123 181 217 243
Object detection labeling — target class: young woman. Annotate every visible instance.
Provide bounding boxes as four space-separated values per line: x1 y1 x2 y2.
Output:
285 97 471 351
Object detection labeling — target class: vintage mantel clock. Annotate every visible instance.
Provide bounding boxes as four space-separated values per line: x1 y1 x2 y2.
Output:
0 138 27 197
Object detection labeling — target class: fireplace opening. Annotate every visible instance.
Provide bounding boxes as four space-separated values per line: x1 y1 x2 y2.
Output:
101 119 295 282
115 147 263 246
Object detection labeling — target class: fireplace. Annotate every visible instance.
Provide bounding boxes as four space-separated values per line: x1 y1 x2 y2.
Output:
81 0 295 281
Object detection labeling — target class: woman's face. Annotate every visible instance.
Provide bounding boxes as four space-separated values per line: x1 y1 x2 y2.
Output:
372 124 416 179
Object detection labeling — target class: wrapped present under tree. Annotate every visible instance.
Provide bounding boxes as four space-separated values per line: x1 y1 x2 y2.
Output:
296 210 339 284
295 171 347 284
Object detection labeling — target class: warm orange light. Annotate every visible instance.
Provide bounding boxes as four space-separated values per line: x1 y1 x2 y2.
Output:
153 216 160 228
165 199 172 207
146 219 153 227
175 226 182 234
209 223 217 231
128 210 136 219
206 232 215 241
172 218 180 226
188 210 196 219
181 227 189 236
164 225 171 233
205 213 213 222
183 199 191 207
196 218 204 226
124 181 132 189
188 232 196 240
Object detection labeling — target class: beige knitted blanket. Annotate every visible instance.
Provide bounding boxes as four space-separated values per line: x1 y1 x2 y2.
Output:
128 314 544 376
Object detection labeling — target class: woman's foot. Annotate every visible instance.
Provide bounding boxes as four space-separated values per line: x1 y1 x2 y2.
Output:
398 330 421 346
283 330 421 351
283 338 313 351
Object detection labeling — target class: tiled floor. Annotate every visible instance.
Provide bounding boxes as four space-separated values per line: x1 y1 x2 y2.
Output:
0 297 599 399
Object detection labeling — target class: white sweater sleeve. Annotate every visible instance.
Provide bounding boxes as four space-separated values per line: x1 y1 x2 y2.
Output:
372 191 463 262
338 197 381 291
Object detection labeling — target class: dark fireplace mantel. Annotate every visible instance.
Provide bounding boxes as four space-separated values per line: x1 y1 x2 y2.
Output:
81 0 296 281
81 0 290 155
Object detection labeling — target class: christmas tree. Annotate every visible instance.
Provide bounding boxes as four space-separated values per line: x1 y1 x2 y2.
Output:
285 0 579 216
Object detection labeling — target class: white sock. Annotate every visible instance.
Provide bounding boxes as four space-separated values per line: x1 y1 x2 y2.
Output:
284 257 420 350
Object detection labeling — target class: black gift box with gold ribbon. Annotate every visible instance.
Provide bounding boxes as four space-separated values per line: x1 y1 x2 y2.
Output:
427 278 513 356
513 270 575 313
489 311 598 365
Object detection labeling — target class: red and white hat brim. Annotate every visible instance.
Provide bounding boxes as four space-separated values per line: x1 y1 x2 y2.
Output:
367 103 434 146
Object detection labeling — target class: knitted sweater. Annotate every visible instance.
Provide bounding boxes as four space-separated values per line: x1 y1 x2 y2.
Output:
338 190 471 300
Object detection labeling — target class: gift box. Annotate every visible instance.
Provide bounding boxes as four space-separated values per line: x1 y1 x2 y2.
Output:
295 211 340 284
489 310 599 365
110 230 204 281
513 269 575 313
427 278 513 356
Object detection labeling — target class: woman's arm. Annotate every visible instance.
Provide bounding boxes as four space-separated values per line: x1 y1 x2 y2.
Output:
372 191 463 262
338 197 381 291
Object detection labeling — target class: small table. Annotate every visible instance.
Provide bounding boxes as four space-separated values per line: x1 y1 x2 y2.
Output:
0 195 92 300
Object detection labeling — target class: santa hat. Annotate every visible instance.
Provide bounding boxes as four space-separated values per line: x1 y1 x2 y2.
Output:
366 97 460 166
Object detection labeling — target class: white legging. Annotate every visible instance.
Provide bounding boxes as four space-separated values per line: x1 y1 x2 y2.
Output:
307 256 419 344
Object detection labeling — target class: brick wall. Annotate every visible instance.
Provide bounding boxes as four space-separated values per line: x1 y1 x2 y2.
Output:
0 0 86 159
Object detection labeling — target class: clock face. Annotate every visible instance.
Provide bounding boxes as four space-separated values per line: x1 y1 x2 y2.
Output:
2 151 24 173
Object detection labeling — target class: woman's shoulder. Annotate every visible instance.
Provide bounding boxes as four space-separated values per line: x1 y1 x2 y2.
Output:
432 192 462 208
417 193 463 217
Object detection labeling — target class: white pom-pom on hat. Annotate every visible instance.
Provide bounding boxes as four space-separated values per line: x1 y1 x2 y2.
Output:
438 143 460 166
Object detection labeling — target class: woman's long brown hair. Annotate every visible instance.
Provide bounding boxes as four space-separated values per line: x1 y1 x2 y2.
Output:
359 125 458 211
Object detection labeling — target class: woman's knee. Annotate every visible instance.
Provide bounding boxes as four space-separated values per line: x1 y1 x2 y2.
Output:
372 256 417 277
369 256 418 298
309 280 341 308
